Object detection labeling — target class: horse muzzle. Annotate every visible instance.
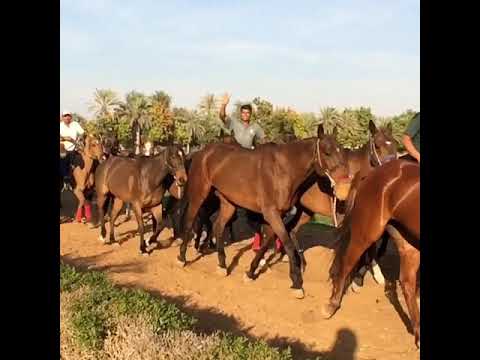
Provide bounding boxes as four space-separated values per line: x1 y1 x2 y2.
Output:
333 178 352 201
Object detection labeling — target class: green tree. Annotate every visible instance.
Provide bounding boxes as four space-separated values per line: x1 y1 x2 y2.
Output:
148 91 173 144
88 89 120 120
117 91 152 154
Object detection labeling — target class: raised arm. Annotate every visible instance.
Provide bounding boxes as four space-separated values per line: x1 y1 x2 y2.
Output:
219 93 231 124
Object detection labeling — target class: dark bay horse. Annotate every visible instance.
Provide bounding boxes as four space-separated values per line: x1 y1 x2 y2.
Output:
95 145 188 255
323 159 420 346
248 120 398 282
178 125 352 298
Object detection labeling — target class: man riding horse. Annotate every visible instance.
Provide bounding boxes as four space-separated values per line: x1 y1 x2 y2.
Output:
402 112 420 163
60 110 85 188
219 93 268 250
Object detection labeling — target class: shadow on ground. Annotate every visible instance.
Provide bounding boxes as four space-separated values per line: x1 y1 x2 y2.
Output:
61 251 361 360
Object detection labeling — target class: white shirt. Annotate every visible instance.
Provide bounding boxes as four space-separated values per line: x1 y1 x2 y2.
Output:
60 121 85 151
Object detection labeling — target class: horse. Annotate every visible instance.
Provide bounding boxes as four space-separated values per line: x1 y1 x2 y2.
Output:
69 135 106 224
177 124 352 298
248 120 398 285
95 145 188 255
167 135 243 252
323 159 420 347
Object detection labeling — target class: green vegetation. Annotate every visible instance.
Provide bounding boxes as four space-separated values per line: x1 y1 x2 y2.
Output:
80 89 416 151
60 262 293 359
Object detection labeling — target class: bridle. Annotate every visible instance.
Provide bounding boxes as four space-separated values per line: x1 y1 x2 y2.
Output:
315 138 338 189
163 148 186 198
369 137 398 167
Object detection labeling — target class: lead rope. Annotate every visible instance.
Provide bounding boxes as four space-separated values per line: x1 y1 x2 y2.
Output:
370 139 383 166
316 139 339 228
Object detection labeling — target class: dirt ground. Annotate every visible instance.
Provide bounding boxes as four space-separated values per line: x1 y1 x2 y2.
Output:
60 191 419 360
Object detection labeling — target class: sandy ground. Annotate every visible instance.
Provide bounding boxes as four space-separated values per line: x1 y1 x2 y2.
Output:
60 191 419 360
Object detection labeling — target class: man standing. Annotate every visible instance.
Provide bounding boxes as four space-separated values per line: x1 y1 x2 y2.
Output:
402 112 420 163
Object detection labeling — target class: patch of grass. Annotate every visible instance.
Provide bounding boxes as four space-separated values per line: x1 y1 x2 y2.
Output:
61 262 195 351
211 334 292 360
60 262 293 359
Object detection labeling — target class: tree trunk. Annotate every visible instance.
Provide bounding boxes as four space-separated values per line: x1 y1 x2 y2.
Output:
135 125 141 155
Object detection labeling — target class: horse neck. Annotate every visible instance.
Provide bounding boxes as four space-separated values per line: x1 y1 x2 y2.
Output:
347 142 372 176
277 139 317 191
147 150 171 183
80 152 95 173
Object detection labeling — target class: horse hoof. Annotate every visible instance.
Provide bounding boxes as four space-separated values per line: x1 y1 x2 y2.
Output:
98 235 106 244
351 282 361 294
216 266 228 277
372 267 385 285
243 273 254 283
281 256 290 263
176 259 186 267
321 303 338 319
292 288 305 299
142 252 150 257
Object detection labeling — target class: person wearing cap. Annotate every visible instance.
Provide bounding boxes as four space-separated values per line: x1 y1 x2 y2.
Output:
60 110 85 186
402 112 420 163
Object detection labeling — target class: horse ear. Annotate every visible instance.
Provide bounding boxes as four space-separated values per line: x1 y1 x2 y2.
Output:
368 120 378 135
317 123 325 138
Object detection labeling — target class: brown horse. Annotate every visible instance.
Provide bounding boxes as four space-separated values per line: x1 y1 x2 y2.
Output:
248 120 398 279
324 159 420 346
177 124 351 298
95 145 188 255
70 135 105 224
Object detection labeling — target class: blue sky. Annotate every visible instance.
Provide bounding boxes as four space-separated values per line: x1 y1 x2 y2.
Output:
60 0 419 117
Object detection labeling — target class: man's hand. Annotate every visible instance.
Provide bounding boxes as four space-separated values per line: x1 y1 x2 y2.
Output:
221 93 231 106
219 93 231 123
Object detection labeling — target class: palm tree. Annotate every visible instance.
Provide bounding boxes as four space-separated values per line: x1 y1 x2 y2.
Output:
183 110 206 153
198 94 218 119
88 89 121 119
117 91 152 154
151 91 171 111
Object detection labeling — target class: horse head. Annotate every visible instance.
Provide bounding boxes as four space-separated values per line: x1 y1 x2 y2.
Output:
368 120 398 166
165 144 188 190
84 135 106 162
316 124 352 201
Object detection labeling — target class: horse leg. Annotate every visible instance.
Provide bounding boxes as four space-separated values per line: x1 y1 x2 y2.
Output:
108 198 124 245
289 210 311 272
246 226 275 280
386 224 420 347
147 204 165 247
213 194 236 276
177 184 211 265
263 208 304 298
323 222 385 319
130 202 148 255
73 186 86 223
96 192 108 243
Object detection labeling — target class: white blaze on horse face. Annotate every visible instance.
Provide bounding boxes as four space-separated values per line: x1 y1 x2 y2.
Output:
385 141 392 145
